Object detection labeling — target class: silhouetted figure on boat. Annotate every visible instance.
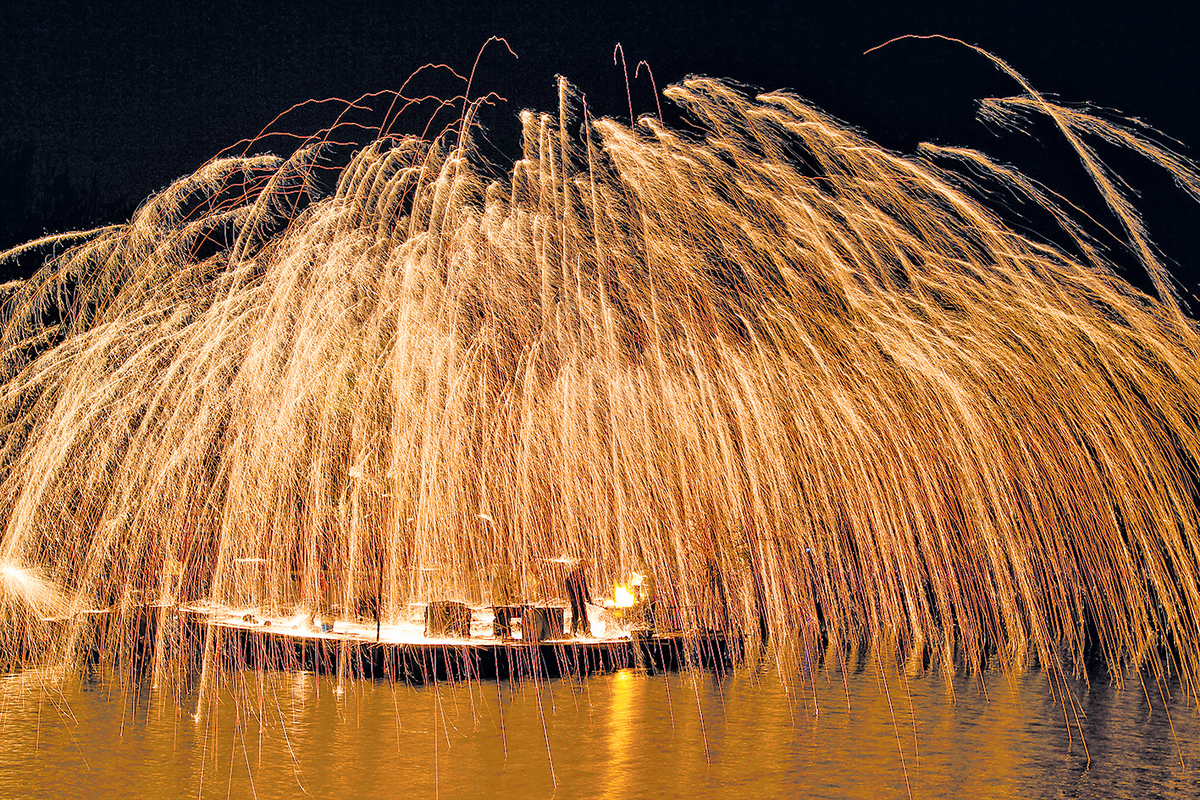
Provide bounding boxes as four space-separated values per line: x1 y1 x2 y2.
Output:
636 570 657 631
565 561 592 637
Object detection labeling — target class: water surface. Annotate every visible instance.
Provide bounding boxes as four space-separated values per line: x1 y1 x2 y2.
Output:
1 663 1198 798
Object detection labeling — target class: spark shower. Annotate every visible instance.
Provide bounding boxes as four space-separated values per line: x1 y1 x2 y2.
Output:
2 54 1200 703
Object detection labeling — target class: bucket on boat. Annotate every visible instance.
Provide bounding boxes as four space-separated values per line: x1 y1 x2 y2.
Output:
424 600 471 638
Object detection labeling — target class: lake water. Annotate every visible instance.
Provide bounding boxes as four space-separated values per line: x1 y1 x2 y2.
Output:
1 660 1198 799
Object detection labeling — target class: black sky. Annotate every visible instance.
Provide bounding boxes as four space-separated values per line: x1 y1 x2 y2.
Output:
3 1 1197 291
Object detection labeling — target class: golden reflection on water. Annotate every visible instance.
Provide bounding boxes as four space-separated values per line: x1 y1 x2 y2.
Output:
603 669 636 799
0 665 1198 799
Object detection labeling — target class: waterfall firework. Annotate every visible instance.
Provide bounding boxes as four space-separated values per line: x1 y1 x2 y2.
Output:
2 59 1200 703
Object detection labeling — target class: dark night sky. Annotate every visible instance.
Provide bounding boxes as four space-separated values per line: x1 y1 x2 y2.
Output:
3 1 1198 294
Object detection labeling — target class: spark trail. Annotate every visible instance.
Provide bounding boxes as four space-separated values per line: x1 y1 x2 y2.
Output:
1 72 1199 701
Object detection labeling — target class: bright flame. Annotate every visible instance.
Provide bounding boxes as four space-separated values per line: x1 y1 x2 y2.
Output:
0 562 69 618
614 586 636 608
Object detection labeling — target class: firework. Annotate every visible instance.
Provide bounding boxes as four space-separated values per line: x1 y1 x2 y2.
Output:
2 68 1199 704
